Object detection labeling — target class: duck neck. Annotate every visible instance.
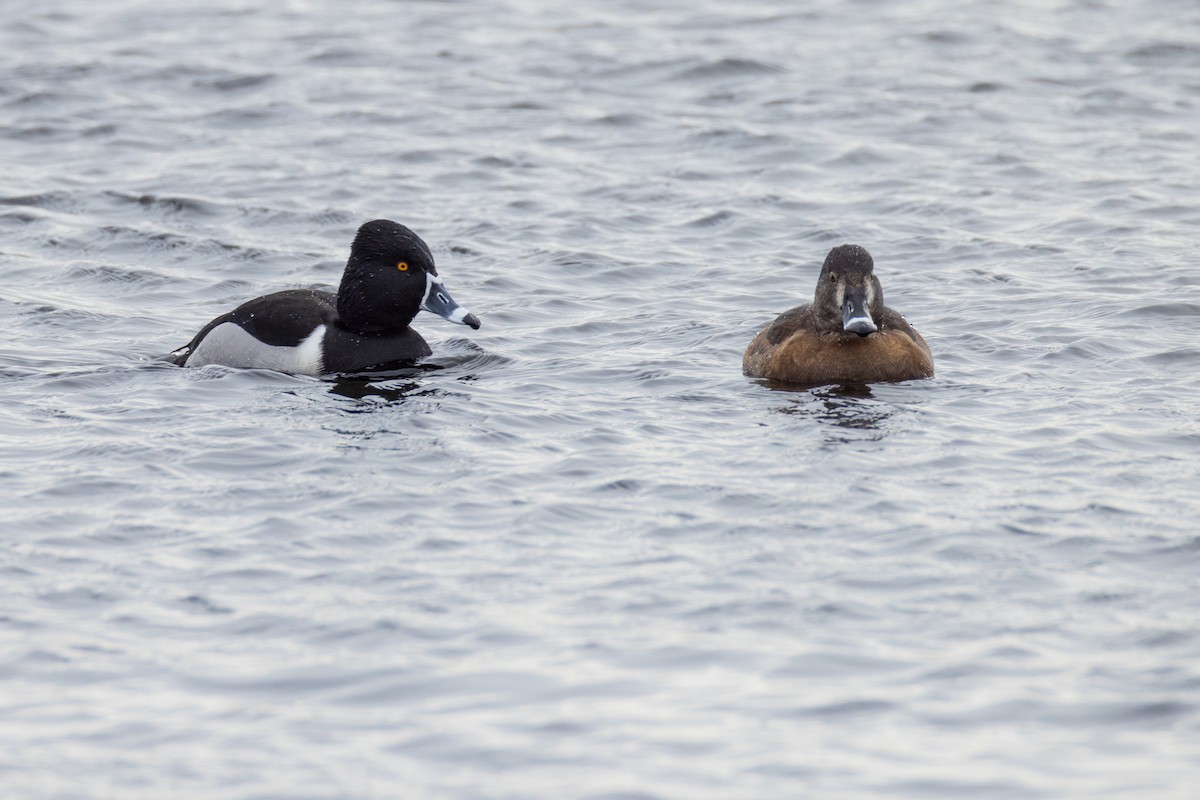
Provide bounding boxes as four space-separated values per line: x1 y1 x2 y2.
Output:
336 260 420 334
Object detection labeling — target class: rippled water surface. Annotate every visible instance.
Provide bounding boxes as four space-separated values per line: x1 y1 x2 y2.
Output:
3 1 1200 797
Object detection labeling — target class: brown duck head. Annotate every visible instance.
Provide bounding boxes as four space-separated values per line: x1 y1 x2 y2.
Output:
813 244 885 337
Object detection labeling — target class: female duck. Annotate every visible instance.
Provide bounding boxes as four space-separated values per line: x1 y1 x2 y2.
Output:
743 244 933 386
172 219 480 375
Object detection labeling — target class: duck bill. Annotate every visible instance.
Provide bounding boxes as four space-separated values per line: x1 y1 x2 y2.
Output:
422 274 481 329
842 288 877 337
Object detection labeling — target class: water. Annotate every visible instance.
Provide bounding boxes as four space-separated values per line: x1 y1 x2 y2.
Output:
2 0 1199 797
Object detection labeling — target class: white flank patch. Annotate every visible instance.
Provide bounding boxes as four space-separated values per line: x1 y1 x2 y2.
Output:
292 325 326 374
185 322 326 375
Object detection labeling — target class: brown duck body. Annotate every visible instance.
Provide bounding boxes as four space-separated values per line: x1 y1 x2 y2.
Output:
743 244 934 387
743 305 933 385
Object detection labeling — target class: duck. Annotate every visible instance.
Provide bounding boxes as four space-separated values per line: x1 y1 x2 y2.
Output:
743 244 933 386
171 219 480 375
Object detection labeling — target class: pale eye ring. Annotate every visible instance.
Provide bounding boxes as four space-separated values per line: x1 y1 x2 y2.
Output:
828 273 837 283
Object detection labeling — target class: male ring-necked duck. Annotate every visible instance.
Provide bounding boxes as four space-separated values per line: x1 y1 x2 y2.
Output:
743 244 933 386
171 219 480 375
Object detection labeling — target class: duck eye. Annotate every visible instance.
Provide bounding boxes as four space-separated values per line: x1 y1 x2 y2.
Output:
397 262 409 271
828 273 837 283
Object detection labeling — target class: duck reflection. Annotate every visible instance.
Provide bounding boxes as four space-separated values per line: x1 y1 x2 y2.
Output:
324 343 492 409
326 363 444 407
763 380 895 438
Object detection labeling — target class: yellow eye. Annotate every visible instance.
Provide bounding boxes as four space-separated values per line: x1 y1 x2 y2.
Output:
397 262 409 271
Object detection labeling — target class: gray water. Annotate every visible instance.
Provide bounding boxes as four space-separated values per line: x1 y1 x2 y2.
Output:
3 1 1199 797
